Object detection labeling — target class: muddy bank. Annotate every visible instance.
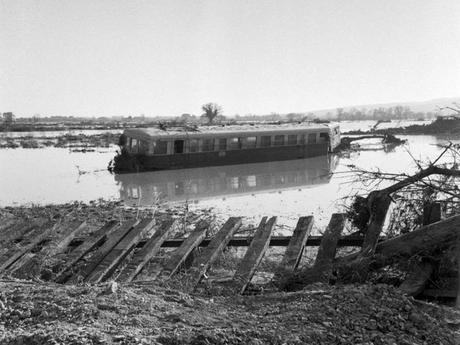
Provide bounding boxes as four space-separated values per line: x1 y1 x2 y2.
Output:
0 280 459 344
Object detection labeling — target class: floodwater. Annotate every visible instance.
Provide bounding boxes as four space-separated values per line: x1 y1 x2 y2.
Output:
0 120 457 229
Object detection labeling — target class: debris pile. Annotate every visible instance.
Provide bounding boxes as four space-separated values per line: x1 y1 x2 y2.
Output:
0 200 214 230
0 132 121 150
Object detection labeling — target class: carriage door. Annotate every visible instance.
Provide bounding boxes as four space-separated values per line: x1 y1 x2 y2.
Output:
173 140 186 168
174 140 184 154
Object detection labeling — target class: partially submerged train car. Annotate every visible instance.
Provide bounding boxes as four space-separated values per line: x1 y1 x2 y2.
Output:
112 123 340 173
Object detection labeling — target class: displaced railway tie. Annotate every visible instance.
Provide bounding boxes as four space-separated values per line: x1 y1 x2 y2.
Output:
6 212 457 298
0 213 357 294
1 212 459 298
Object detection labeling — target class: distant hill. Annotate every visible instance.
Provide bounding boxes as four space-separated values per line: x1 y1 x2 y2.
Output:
310 97 460 118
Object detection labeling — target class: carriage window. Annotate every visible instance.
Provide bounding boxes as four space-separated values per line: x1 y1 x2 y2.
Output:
230 177 239 189
287 135 297 145
228 137 242 150
245 136 257 148
153 140 168 154
131 138 138 153
189 139 199 153
298 134 306 144
174 140 184 154
247 175 256 187
308 133 317 144
218 138 227 151
274 135 285 146
319 133 329 142
202 138 214 152
260 136 271 147
139 140 149 153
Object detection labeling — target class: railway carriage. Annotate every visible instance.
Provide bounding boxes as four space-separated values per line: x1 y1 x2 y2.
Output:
113 123 340 172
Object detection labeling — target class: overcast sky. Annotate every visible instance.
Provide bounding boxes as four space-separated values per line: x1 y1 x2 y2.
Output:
1 0 459 117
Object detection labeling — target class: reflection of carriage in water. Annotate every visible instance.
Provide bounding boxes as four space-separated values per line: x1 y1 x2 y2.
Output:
112 123 340 173
115 155 339 204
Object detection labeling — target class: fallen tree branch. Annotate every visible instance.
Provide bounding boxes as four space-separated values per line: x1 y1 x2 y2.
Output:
335 214 460 282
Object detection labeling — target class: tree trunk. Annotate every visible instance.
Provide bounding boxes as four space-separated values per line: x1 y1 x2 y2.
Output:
336 214 460 282
360 191 392 256
456 235 460 309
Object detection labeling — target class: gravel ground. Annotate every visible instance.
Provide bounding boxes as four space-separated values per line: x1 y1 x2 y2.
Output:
0 281 459 345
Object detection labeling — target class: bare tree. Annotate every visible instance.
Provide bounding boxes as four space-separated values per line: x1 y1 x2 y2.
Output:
2 112 15 127
282 143 460 290
201 103 222 124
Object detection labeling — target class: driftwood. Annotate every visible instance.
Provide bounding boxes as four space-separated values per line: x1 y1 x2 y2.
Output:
335 215 460 282
336 134 406 151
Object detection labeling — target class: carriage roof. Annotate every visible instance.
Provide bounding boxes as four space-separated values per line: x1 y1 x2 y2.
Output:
124 123 338 141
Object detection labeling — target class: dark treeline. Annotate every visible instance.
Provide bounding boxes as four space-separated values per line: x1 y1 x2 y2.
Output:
2 105 438 131
323 105 436 121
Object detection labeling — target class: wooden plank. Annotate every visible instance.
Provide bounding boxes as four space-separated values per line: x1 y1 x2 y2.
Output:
159 220 209 278
272 216 314 284
55 221 119 283
66 219 139 284
116 219 176 283
0 219 46 246
232 216 277 294
0 221 35 258
281 213 345 291
6 253 35 275
187 217 242 288
10 220 87 278
0 217 18 233
314 214 345 268
44 220 87 256
85 218 155 283
0 220 55 273
360 193 392 257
